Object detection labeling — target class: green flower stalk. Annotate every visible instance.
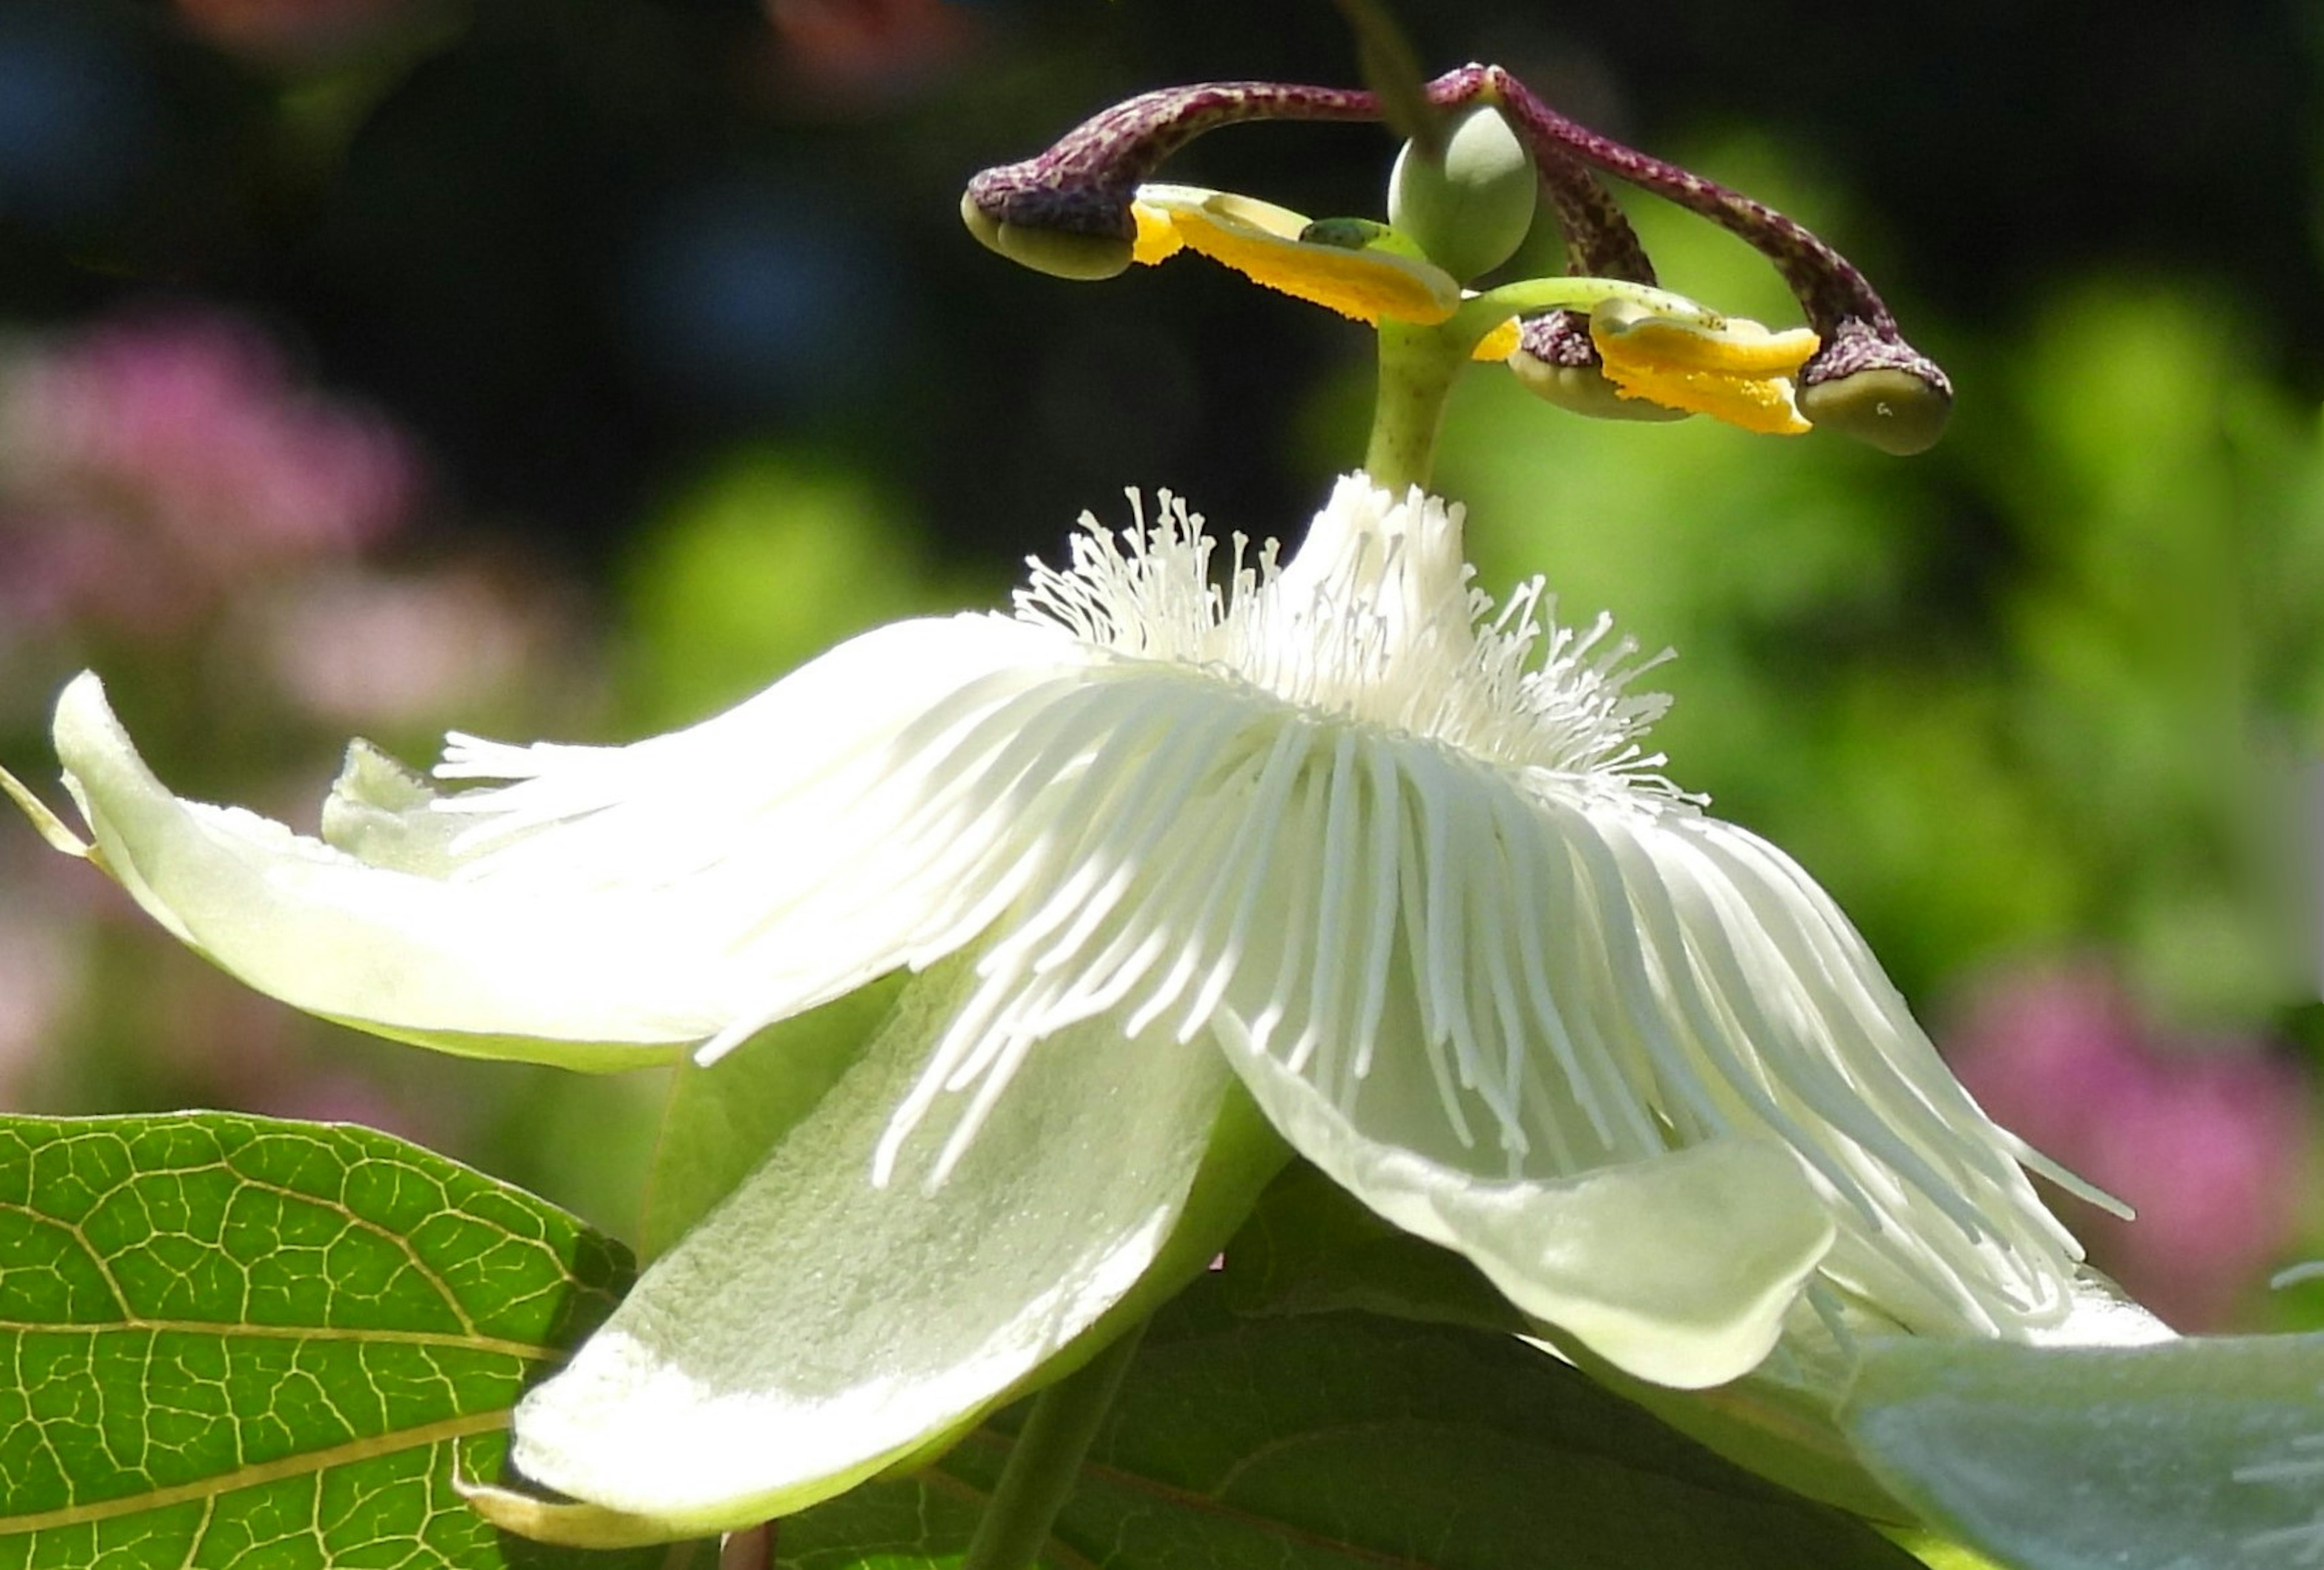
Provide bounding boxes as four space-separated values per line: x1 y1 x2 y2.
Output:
1 56 2219 1570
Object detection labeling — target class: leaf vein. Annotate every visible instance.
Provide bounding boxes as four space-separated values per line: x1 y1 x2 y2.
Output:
0 1408 513 1536
0 1319 559 1362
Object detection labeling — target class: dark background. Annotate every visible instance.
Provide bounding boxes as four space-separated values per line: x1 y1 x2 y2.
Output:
6 0 2315 567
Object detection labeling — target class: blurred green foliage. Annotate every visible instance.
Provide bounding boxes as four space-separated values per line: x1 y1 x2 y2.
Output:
1427 140 2324 1039
614 448 983 731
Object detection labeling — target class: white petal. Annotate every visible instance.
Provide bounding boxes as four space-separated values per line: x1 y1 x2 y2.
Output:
54 674 704 1067
1227 1025 1833 1387
914 687 1837 1385
1637 814 2087 1333
510 959 1239 1532
428 613 1129 1059
47 611 1071 1063
1168 716 2081 1374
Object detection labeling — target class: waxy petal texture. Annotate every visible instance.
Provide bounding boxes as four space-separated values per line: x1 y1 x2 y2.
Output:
510 961 1243 1532
1232 1024 1834 1387
45 614 1071 1066
1132 184 1463 325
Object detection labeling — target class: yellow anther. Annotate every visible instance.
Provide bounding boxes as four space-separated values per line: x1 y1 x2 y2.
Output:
1606 363 1812 435
1589 299 1818 435
1130 202 1183 265
1471 317 1520 361
1598 311 1819 377
1131 184 1462 326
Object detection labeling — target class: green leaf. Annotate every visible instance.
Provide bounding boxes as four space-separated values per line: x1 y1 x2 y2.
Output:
1843 1331 2324 1570
1217 1160 1525 1335
1223 1160 1912 1523
778 1278 1926 1570
0 1112 709 1569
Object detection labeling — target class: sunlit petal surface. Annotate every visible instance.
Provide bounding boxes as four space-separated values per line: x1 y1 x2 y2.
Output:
42 613 1074 1064
511 961 1236 1530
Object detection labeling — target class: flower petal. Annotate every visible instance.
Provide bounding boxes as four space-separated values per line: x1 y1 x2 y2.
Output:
1641 815 2090 1332
43 611 1074 1063
508 959 1247 1534
1121 697 2089 1375
1226 1028 1834 1388
50 673 704 1068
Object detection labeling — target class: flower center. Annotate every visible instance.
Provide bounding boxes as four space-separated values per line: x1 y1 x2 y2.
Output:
1016 475 1684 804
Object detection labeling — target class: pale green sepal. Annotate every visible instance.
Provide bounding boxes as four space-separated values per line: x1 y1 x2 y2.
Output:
1002 1074 1292 1390
508 958 1246 1534
637 975 904 1261
1387 104 1537 283
321 738 465 874
46 671 717 1066
1217 1024 1834 1389
1427 1140 1836 1389
1842 1330 2324 1570
0 761 90 856
329 1018 688 1074
455 1480 677 1549
870 1078 1293 1483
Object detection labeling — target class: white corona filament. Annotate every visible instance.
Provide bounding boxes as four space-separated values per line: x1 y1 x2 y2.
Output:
433 475 2093 1345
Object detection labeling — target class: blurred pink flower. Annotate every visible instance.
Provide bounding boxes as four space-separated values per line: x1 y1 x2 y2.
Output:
0 898 84 1108
249 565 563 726
765 0 974 105
248 1068 436 1143
1945 963 2313 1330
0 307 419 636
172 0 431 68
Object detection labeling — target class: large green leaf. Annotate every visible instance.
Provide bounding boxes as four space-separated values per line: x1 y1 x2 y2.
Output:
1843 1331 2324 1570
1223 1159 1913 1523
1216 1160 1526 1335
0 1113 707 1569
777 1278 1926 1570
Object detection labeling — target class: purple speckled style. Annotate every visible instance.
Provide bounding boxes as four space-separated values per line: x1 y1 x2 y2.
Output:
1516 311 1598 368
965 81 1381 240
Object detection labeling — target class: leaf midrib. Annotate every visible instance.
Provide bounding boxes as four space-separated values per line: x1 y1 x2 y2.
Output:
0 1316 559 1361
0 1408 511 1534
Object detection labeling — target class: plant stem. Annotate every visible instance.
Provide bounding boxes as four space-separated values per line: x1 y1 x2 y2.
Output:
959 1323 1148 1570
1362 274 1742 492
1364 320 1468 494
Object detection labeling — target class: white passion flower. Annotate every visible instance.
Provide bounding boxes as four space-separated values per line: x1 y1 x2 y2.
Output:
8 475 2101 1538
